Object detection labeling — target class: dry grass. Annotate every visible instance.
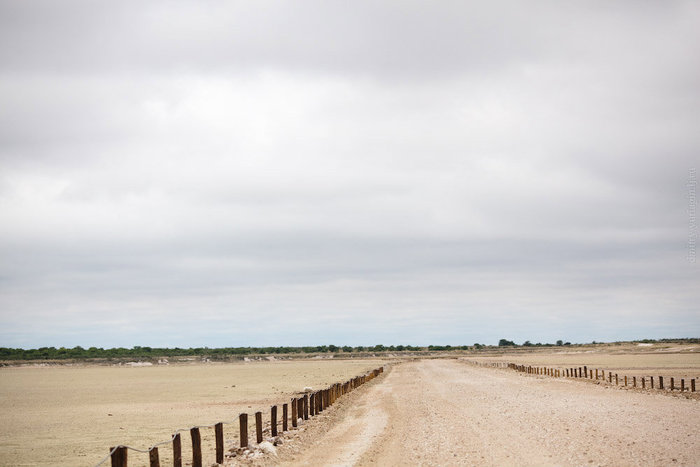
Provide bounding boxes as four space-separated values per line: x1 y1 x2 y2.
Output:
0 359 383 467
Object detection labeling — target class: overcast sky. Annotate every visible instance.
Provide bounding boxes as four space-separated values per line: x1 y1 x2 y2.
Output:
1 1 698 349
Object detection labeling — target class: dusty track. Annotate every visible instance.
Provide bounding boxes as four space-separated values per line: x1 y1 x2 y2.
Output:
258 359 700 467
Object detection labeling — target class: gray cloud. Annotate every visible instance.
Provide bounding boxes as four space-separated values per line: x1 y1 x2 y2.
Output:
0 1 698 347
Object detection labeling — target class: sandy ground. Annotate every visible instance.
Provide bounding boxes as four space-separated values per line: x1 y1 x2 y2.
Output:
245 359 700 467
0 359 383 467
468 351 700 380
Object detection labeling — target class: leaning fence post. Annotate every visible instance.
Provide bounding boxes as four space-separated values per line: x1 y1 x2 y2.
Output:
239 413 248 448
271 406 278 437
173 433 182 467
110 446 127 467
149 447 160 467
190 427 202 467
255 411 263 444
215 422 224 464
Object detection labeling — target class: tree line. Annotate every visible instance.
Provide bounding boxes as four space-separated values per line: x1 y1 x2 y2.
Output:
0 338 695 361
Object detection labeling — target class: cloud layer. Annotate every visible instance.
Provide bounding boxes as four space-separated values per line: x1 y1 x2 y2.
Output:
1 1 698 347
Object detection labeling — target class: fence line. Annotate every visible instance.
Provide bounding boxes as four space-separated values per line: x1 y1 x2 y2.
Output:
466 360 697 394
95 366 384 467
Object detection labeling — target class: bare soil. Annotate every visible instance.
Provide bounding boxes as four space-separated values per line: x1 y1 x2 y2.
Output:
0 359 383 467
240 359 700 467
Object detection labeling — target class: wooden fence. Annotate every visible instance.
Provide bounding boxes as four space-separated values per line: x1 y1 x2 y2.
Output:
468 360 697 393
97 366 384 467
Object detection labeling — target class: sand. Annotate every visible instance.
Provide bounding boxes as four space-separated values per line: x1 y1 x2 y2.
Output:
244 359 700 467
0 359 383 467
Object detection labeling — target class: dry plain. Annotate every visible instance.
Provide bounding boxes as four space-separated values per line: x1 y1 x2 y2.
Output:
249 357 700 467
1 345 699 467
0 359 384 467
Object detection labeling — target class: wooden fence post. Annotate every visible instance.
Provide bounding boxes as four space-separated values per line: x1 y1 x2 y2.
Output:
650 376 654 389
595 369 599 379
149 447 160 467
681 379 685 392
303 394 309 420
670 378 674 391
615 374 618 385
642 377 645 389
291 398 298 428
310 393 315 416
624 376 627 386
215 423 224 464
633 376 636 387
255 411 263 444
692 379 696 392
190 427 202 467
584 366 588 378
110 446 127 467
271 406 278 437
239 413 248 448
659 376 664 390
282 403 288 431
173 433 182 467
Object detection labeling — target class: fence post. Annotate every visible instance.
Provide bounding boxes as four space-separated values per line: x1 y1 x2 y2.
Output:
310 393 315 416
303 394 309 420
282 403 288 431
255 411 263 444
149 447 160 467
215 422 224 464
692 379 696 392
615 374 618 385
633 376 636 387
190 427 201 467
651 376 654 389
659 376 664 390
173 433 182 467
670 378 674 391
239 413 248 448
595 369 599 379
624 376 627 386
110 446 127 467
642 377 645 389
291 398 298 428
271 406 278 437
681 379 685 392
584 366 588 378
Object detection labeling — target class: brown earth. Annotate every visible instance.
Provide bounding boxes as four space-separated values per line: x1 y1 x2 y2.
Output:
239 359 700 467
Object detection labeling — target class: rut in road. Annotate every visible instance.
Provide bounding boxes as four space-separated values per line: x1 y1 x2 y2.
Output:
246 359 700 467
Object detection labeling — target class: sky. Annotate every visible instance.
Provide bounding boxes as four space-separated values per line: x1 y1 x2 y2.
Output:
0 1 698 349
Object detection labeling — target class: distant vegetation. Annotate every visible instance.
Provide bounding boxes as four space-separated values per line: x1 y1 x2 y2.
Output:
0 338 697 361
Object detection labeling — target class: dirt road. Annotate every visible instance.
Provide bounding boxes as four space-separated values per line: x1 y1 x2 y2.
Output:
256 359 700 467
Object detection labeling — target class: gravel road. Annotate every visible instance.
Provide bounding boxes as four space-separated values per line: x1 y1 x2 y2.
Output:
242 359 700 467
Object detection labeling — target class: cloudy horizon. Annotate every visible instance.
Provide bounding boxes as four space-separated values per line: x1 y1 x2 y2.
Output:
1 1 698 349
